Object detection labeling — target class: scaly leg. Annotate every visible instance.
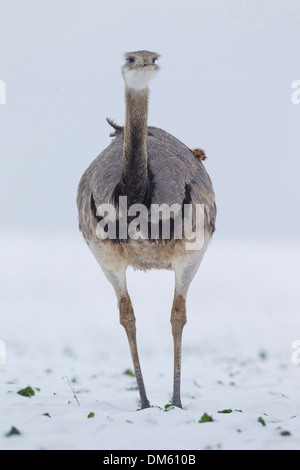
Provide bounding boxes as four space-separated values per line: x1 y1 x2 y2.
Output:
119 294 150 409
171 249 207 408
102 265 150 409
171 292 186 408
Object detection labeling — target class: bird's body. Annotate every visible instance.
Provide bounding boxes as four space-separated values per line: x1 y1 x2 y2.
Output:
77 125 215 271
77 51 216 409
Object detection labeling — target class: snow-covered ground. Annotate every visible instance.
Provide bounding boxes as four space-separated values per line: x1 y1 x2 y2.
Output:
1 231 300 450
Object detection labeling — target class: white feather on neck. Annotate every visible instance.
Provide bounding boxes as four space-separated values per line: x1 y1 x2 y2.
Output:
124 67 157 91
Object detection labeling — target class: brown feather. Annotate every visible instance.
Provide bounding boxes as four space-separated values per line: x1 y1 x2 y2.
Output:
191 148 207 161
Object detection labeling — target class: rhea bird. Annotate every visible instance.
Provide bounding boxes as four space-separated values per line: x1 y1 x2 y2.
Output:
77 50 216 409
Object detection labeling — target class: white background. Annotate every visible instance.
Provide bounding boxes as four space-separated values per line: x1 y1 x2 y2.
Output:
0 0 299 238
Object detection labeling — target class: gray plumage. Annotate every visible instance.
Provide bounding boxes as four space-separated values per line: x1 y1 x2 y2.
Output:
77 125 216 243
76 50 216 409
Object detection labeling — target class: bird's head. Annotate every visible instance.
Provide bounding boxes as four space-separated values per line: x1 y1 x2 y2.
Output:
122 50 160 92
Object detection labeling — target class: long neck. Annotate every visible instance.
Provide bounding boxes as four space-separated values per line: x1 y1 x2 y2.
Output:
121 86 149 204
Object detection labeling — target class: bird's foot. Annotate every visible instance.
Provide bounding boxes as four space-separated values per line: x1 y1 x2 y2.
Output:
139 398 151 410
172 399 183 409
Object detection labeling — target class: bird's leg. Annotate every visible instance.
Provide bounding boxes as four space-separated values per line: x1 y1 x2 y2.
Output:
119 294 150 409
171 251 205 409
170 292 187 409
101 265 150 409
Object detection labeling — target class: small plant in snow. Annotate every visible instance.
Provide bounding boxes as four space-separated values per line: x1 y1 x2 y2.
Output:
199 413 214 423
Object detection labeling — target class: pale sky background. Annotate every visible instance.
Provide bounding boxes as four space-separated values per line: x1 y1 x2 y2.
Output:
0 0 299 240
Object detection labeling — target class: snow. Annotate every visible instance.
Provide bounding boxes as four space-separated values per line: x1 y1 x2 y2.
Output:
1 231 300 450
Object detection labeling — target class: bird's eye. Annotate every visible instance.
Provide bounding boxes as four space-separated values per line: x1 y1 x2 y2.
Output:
127 57 135 64
152 58 157 64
